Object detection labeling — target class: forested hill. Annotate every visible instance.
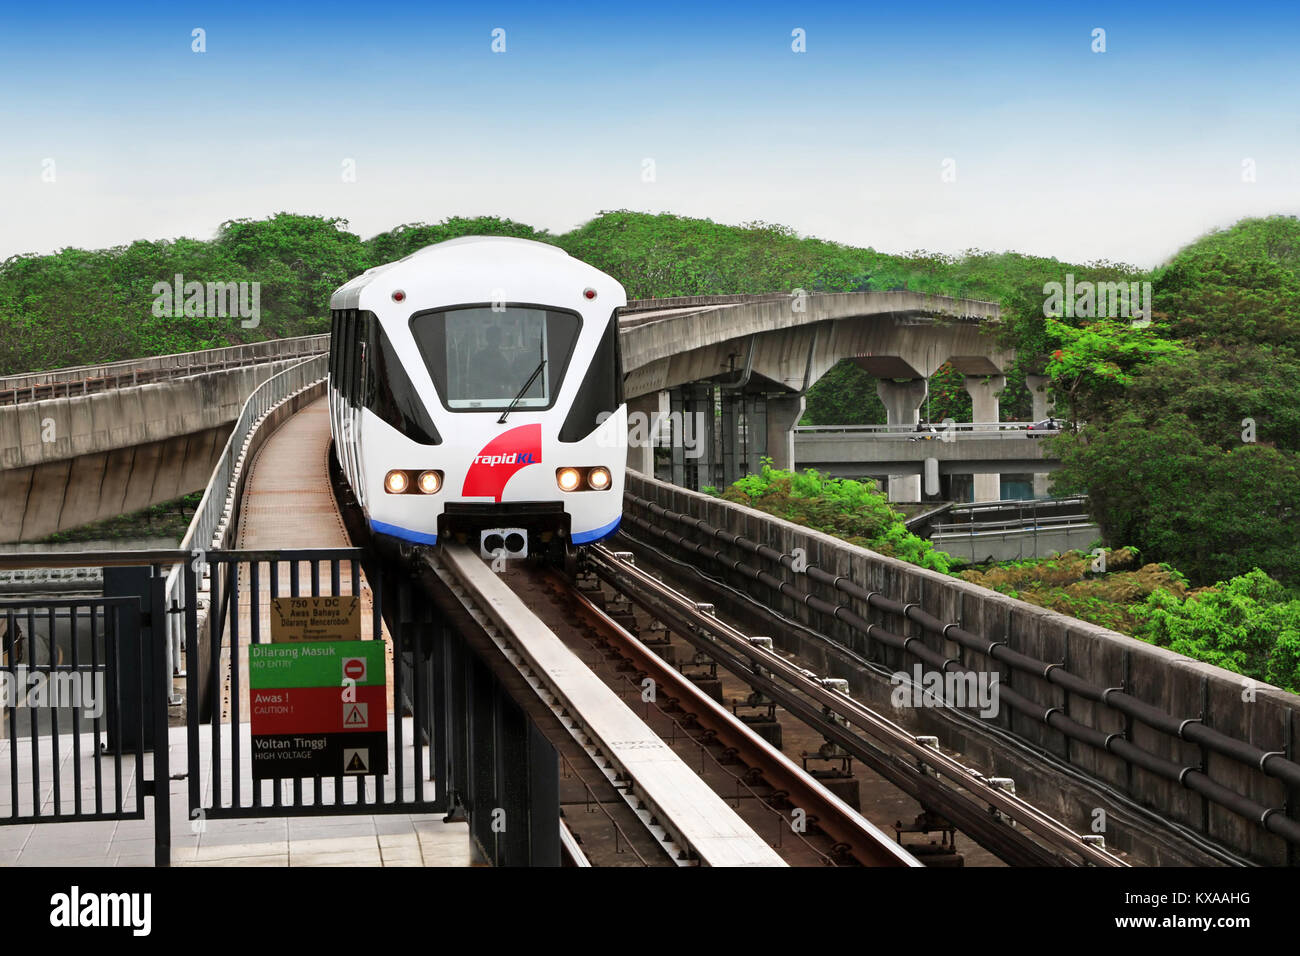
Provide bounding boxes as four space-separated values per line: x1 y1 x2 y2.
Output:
1046 214 1300 589
0 210 1141 377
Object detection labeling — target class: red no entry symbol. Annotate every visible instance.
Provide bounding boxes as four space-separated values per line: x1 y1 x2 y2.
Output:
343 658 366 681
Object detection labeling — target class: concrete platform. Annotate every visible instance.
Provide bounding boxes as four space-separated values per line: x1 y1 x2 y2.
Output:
0 721 475 867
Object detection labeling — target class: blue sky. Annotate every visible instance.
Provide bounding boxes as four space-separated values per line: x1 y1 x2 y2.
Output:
1 1 1297 265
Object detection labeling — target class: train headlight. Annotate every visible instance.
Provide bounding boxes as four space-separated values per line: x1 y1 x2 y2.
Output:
417 470 442 494
557 468 582 492
384 470 409 494
588 466 611 490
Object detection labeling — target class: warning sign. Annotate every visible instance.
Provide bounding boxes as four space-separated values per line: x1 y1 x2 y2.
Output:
248 639 387 779
270 596 361 643
343 748 369 774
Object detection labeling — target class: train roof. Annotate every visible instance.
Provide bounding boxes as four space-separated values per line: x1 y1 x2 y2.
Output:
330 236 622 312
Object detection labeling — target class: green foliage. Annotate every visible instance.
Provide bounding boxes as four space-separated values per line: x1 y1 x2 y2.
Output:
1047 216 1300 588
713 464 951 573
1043 318 1188 423
1054 415 1300 587
801 360 886 425
956 548 1188 634
1133 569 1300 692
37 492 203 544
927 362 975 423
553 211 882 299
0 213 370 373
364 216 548 264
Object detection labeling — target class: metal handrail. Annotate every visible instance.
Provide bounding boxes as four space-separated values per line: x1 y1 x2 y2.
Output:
795 422 1063 440
161 353 328 688
949 495 1089 513
931 521 1099 539
932 515 1094 534
797 422 1018 432
0 334 329 395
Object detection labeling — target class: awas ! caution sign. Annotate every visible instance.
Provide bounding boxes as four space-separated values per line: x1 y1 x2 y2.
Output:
249 640 388 779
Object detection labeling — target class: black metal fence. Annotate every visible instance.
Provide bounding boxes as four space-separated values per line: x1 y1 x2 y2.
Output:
0 554 173 866
189 548 442 820
0 544 566 867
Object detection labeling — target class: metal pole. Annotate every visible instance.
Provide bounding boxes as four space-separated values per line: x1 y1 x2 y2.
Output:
151 571 172 866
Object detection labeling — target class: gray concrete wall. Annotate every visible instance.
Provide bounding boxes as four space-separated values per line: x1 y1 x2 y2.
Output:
624 471 1300 865
0 425 230 542
621 291 1008 400
0 359 305 543
933 524 1101 563
794 431 1054 471
0 359 303 471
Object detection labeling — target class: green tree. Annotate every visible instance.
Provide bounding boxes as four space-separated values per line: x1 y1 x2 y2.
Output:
1134 570 1300 691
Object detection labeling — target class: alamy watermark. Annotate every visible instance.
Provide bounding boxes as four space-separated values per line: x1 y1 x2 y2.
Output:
597 409 707 459
152 273 261 328
50 886 150 936
890 664 999 718
1043 274 1151 327
0 666 105 718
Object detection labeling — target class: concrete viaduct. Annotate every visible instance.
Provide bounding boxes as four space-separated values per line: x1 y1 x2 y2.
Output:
617 291 1032 501
0 338 327 542
792 424 1061 499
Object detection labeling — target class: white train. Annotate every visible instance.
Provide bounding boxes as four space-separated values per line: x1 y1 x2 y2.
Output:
328 237 627 561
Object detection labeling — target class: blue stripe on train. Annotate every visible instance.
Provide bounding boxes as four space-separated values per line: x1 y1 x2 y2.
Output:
571 514 622 545
370 519 438 546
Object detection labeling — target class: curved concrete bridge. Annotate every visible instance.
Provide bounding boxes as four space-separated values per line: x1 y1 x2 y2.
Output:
0 338 326 542
618 291 1013 500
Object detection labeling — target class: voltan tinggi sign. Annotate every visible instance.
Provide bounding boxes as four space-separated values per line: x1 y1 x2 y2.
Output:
249 639 387 779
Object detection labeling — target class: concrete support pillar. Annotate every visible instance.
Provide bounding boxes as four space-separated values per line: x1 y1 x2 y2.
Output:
875 379 927 503
765 394 805 472
667 384 715 490
1025 374 1053 498
964 375 1006 502
1025 374 1052 422
744 394 766 477
721 391 740 486
626 391 666 476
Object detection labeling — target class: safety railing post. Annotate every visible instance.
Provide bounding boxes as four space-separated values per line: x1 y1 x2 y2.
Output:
151 570 172 867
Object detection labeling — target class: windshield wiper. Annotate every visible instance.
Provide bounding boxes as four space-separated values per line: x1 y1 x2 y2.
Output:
498 360 546 424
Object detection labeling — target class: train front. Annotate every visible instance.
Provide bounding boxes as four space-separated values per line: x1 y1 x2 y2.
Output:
359 241 627 560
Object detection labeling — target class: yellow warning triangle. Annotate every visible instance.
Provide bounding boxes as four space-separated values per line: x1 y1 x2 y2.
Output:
346 752 368 772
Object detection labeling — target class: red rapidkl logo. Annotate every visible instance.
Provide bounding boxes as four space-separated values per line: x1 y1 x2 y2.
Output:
462 424 542 502
474 451 537 467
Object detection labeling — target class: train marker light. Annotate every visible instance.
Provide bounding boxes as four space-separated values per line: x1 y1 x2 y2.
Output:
557 467 582 491
384 470 409 494
392 290 406 302
583 287 597 300
417 470 442 494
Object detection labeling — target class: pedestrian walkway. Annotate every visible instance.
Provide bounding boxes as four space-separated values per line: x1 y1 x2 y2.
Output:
1 722 475 867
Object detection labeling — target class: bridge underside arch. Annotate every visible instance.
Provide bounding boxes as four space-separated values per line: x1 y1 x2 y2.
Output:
623 313 1012 401
620 300 1016 500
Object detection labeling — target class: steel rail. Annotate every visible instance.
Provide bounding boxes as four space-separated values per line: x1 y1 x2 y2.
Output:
557 566 918 867
424 543 786 867
592 544 1127 868
625 492 1300 841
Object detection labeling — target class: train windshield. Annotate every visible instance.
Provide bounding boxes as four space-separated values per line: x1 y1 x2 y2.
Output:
410 306 580 411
